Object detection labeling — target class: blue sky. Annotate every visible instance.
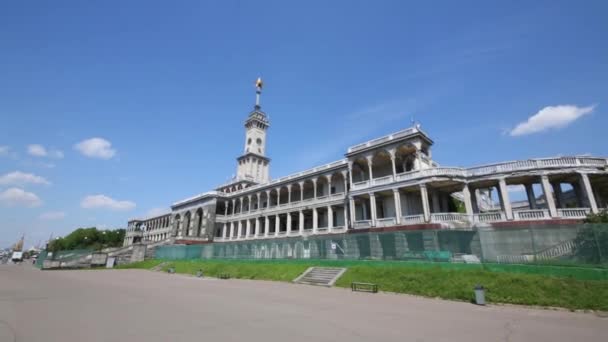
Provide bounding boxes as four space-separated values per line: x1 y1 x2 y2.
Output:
1 1 607 248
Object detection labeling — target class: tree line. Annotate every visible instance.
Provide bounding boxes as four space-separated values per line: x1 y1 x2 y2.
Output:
48 227 125 252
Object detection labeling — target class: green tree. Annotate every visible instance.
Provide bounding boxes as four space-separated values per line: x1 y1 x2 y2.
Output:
48 227 125 252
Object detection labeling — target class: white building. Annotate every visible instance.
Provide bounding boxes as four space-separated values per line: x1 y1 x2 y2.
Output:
124 80 608 247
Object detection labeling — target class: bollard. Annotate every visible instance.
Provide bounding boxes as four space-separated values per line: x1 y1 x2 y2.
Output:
474 284 485 305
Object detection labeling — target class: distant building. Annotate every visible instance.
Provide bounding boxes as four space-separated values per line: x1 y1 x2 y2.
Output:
124 80 608 247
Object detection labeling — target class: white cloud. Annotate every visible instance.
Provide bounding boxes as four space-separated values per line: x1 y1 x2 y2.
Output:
0 146 9 156
80 194 135 211
509 105 595 136
0 187 42 207
0 171 51 186
40 211 66 220
27 144 47 157
146 207 170 217
74 138 116 159
27 144 64 159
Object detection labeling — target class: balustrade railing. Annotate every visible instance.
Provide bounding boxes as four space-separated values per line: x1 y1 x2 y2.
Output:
354 220 372 228
474 212 505 222
401 214 424 224
371 175 394 186
376 217 397 227
558 208 590 218
352 156 607 192
514 209 549 220
431 213 471 222
352 180 370 190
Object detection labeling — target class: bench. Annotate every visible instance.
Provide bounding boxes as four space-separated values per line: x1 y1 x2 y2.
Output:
218 273 231 279
351 282 378 293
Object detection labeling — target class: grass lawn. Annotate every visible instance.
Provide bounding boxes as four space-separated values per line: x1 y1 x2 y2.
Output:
115 259 165 270
120 259 608 311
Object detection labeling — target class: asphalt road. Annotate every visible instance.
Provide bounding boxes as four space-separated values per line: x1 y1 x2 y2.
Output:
1 264 606 342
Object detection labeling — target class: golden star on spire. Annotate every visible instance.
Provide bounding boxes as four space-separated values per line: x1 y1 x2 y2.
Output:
255 77 263 89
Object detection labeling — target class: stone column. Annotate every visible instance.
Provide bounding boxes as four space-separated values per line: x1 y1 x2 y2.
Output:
275 214 280 235
414 151 421 170
299 181 304 202
266 190 271 208
276 188 281 206
341 170 349 194
256 193 261 210
462 184 473 216
246 219 251 237
349 197 356 226
237 221 243 238
313 207 318 233
579 173 599 213
369 193 377 226
287 212 292 233
240 198 244 214
524 183 537 209
347 161 354 187
222 223 227 239
247 195 252 213
497 178 513 220
327 206 334 230
551 182 563 209
393 189 402 224
254 217 260 236
312 178 318 199
540 175 558 217
388 149 397 179
229 222 234 239
264 216 269 237
299 210 304 234
366 155 374 181
420 184 431 222
287 184 292 204
231 199 236 215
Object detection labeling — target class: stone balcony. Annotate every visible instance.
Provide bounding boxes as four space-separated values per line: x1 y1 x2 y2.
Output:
352 207 591 229
350 156 608 193
217 192 347 222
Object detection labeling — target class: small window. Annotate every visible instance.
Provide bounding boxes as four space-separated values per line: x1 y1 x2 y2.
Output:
247 138 252 145
256 138 262 145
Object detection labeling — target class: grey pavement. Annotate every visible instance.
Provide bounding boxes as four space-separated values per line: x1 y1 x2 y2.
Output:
0 264 606 342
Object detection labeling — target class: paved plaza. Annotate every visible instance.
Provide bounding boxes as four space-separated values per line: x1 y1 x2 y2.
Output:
1 264 606 342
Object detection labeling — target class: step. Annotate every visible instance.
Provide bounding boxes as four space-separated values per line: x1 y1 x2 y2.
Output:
293 267 347 287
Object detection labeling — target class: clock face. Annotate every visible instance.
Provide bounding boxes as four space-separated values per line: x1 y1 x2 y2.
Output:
256 138 262 145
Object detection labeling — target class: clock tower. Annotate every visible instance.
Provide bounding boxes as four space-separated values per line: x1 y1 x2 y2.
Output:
236 78 271 183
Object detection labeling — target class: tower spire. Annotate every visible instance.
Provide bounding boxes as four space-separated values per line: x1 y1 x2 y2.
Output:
255 77 263 109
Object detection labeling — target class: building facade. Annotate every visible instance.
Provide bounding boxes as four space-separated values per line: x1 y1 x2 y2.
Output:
124 81 608 247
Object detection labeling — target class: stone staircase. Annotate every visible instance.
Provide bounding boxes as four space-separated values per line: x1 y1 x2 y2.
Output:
293 267 347 287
